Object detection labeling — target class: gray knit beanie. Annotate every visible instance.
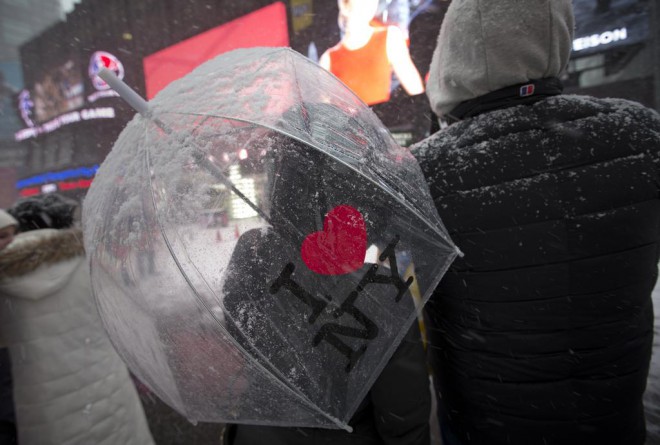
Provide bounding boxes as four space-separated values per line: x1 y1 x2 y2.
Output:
426 0 575 118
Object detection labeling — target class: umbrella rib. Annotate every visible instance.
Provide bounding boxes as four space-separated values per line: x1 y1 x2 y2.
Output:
150 113 273 225
191 149 271 223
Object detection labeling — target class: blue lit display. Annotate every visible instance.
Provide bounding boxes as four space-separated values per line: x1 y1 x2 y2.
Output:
17 165 99 188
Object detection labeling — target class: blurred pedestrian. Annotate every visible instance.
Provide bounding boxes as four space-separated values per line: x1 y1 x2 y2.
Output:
0 194 154 445
0 209 18 445
411 0 660 444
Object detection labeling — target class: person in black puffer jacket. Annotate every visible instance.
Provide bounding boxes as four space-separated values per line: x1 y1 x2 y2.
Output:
411 1 660 445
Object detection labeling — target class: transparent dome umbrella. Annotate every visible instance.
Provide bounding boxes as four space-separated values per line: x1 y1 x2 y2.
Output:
82 47 460 431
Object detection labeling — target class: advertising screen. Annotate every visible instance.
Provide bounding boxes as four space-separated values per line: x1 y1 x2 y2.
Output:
14 52 123 143
312 1 427 107
31 59 84 124
143 1 289 99
291 0 449 145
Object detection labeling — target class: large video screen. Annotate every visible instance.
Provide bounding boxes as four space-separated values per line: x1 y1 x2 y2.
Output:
307 0 430 106
292 0 450 145
143 2 289 99
141 0 444 145
30 59 84 124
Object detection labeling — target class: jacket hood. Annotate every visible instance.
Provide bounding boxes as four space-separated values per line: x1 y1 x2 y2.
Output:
0 228 85 299
426 0 574 118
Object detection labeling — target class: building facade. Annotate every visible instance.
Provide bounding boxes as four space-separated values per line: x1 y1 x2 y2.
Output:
2 0 658 205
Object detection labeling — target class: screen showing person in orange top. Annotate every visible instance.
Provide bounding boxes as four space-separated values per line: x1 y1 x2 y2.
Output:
319 0 424 106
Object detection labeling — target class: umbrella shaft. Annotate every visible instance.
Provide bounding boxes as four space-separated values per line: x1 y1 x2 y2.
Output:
193 151 271 223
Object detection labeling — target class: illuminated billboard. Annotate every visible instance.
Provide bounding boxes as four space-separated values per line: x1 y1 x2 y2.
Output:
143 2 289 99
31 59 84 123
572 0 650 56
315 1 425 107
141 0 438 145
292 0 447 144
14 51 127 142
16 165 99 197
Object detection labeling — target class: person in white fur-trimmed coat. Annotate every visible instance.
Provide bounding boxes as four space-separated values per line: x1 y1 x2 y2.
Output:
0 193 154 445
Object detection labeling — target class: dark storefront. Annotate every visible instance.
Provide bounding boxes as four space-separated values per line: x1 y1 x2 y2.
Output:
565 0 654 106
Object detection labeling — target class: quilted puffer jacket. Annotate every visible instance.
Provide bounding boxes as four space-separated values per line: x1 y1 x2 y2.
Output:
0 228 154 445
413 94 660 445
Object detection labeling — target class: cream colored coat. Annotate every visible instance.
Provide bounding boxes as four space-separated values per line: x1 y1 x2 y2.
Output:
0 228 154 445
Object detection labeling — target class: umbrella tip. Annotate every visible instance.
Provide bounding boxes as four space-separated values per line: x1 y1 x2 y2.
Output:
97 67 152 118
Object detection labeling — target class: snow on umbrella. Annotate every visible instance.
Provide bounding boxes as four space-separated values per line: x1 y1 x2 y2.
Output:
82 47 459 431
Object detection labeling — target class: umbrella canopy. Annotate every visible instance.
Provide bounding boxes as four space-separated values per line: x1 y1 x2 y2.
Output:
82 47 459 430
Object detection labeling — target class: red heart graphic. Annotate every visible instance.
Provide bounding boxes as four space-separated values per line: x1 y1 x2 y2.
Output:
301 205 367 276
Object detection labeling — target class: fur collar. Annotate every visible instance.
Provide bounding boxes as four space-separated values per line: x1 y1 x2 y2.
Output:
0 228 85 280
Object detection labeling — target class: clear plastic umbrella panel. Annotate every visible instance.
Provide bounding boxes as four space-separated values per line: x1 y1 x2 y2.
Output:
82 47 459 431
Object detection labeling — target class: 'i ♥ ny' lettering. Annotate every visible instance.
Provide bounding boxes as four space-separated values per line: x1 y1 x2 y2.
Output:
269 234 413 373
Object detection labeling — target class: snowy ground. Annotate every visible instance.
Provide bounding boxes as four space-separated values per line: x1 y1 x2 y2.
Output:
121 218 267 318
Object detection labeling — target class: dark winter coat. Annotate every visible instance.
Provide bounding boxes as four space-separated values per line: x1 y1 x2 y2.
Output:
226 312 430 445
221 132 432 444
412 94 660 445
222 228 431 445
